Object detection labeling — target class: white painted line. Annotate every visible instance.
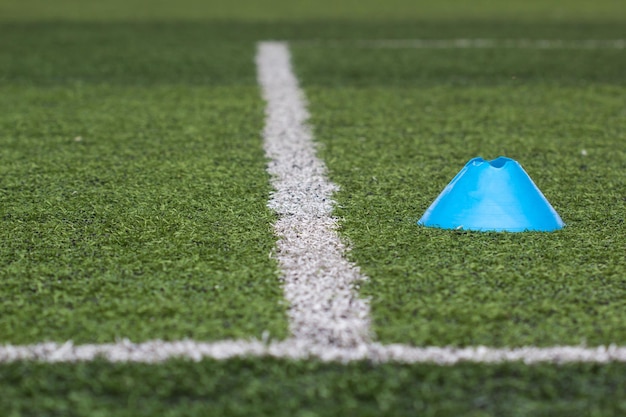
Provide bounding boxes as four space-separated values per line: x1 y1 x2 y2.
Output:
295 39 626 49
2 339 626 364
256 41 371 347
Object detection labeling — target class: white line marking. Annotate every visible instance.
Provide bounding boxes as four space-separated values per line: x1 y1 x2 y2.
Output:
2 340 626 364
295 39 626 49
256 41 371 347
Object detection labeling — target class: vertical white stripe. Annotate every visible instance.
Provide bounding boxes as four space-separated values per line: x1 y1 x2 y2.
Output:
256 41 371 347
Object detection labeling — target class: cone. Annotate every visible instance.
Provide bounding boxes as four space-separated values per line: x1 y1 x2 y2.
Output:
418 157 564 232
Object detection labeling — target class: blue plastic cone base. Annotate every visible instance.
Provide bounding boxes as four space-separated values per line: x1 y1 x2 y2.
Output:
418 157 565 232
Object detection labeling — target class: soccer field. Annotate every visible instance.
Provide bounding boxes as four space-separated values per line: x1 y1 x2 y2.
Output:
1 0 626 415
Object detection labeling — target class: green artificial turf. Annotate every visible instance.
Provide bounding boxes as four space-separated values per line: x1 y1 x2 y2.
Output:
294 46 626 87
293 42 626 346
0 24 260 87
1 0 625 21
0 28 288 342
2 359 626 416
1 0 625 413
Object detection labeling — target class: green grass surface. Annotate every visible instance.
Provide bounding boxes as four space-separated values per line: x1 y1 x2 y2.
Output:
0 33 287 342
0 25 259 87
295 47 626 87
2 359 626 416
1 0 625 21
294 43 626 346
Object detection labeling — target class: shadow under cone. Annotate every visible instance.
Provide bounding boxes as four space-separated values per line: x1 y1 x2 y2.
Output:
418 157 565 232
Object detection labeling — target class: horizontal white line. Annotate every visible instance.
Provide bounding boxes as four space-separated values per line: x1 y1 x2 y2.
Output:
295 39 626 49
2 339 626 364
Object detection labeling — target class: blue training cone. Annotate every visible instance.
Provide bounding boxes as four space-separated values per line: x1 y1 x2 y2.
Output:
418 156 564 232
